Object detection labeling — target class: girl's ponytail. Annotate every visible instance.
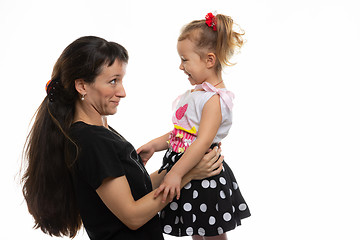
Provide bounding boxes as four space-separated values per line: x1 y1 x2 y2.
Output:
215 14 245 71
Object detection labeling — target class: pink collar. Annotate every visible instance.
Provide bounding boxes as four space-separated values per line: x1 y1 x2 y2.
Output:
194 82 235 110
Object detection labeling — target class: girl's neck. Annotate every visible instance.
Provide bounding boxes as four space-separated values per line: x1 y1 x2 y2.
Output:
203 75 225 88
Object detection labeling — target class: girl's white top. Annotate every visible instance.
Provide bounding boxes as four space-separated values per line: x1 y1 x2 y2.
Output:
170 82 234 152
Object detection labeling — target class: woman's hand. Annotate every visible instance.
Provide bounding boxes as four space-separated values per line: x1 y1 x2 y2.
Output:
188 146 223 180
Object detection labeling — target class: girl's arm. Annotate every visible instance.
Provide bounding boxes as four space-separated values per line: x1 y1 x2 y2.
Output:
96 147 223 230
155 95 222 202
137 132 170 165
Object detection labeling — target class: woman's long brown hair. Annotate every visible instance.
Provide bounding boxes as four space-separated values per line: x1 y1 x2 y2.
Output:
21 36 128 238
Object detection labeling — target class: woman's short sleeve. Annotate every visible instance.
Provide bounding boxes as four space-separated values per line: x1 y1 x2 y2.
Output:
75 128 126 190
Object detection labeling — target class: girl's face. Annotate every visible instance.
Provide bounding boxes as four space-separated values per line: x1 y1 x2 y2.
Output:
177 39 208 86
85 59 127 116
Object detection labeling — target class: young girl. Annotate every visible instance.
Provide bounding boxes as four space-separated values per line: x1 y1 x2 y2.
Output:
137 13 250 239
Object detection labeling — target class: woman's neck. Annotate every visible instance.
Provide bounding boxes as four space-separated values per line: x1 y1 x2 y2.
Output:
73 101 108 127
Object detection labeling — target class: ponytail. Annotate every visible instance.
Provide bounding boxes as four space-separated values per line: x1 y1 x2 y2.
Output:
215 14 245 71
22 97 81 237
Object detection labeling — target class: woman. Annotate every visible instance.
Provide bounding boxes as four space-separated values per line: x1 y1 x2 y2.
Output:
21 36 223 240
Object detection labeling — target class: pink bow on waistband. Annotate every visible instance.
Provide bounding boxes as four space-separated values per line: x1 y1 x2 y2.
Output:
195 82 235 110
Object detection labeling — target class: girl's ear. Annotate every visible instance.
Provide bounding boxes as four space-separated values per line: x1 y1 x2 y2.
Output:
206 53 217 68
74 79 87 95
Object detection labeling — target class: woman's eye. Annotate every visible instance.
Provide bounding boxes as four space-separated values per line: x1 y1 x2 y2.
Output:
110 79 116 84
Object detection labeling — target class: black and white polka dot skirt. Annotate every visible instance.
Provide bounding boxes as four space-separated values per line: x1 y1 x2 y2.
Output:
159 150 251 237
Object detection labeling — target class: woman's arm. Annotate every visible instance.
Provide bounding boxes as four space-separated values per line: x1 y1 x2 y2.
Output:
155 95 222 202
96 147 223 230
149 171 166 190
96 175 180 231
149 146 223 189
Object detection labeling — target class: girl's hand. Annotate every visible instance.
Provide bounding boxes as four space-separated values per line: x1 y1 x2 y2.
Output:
190 146 223 180
154 171 182 203
136 143 155 166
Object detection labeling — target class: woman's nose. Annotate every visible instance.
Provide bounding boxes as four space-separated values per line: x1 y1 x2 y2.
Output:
179 63 184 70
116 83 126 98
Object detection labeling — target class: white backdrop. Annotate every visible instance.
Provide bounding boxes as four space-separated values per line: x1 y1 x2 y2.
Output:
1 0 359 239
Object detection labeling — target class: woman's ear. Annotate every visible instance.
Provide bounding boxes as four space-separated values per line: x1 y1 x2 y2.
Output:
74 79 86 95
206 53 217 68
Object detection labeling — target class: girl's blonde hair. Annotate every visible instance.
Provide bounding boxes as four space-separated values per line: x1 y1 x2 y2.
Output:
178 13 245 72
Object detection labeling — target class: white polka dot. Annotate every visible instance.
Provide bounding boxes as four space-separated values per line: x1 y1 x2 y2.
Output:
186 227 193 236
219 177 226 185
192 214 196 222
200 203 207 212
229 189 233 196
171 155 176 162
180 216 184 223
175 216 179 224
198 228 206 236
183 203 192 211
209 216 216 225
184 182 192 189
210 180 217 188
164 225 172 233
239 203 247 211
215 203 219 211
217 227 224 235
193 190 198 199
223 212 232 221
201 180 210 188
233 182 238 190
232 205 235 213
170 202 178 211
220 190 226 199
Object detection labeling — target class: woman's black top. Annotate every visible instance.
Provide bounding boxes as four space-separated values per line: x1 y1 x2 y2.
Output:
69 121 164 240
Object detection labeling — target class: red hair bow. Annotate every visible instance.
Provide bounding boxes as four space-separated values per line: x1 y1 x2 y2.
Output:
45 79 52 93
205 12 217 31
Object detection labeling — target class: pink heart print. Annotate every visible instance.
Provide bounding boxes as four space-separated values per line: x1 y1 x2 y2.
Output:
176 104 188 120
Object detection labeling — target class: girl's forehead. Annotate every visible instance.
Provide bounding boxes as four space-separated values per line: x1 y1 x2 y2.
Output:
177 39 196 51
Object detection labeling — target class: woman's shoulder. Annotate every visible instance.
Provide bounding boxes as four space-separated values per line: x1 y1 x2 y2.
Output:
70 121 121 145
71 121 108 136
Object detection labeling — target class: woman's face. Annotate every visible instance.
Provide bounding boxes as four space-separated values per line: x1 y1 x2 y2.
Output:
85 59 127 116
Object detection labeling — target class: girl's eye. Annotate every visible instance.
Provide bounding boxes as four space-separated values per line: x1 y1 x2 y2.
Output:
110 79 116 84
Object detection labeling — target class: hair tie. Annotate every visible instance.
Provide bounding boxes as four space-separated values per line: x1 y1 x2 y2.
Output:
45 79 60 102
205 12 217 31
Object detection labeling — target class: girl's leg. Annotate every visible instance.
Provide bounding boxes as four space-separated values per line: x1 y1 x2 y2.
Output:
192 235 204 240
204 233 228 240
